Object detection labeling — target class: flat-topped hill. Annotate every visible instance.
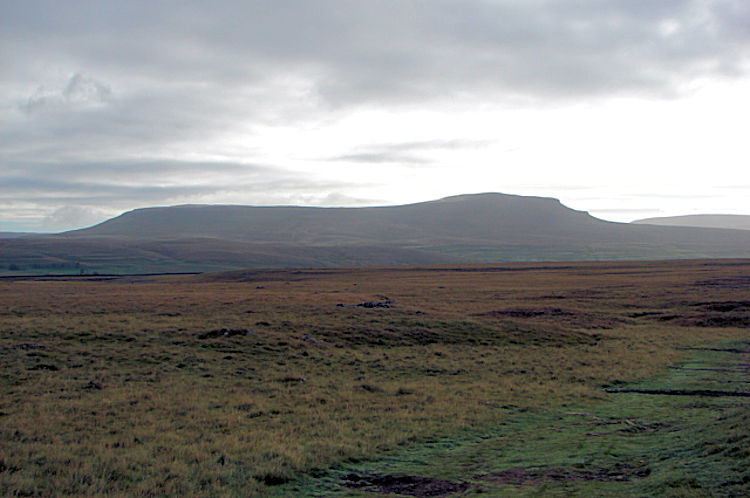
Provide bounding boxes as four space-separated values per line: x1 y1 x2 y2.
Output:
3 193 750 273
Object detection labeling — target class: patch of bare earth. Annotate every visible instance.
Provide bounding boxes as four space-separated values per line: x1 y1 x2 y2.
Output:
342 472 469 497
628 301 750 328
695 276 750 289
605 388 750 397
475 307 621 329
476 463 651 487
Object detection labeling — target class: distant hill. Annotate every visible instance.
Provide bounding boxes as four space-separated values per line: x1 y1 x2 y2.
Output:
68 193 603 244
0 232 39 239
3 193 750 274
633 214 750 231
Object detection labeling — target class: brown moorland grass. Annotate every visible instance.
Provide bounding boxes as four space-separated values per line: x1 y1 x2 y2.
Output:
0 259 749 496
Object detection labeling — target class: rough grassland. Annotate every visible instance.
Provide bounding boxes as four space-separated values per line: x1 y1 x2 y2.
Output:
1 259 749 496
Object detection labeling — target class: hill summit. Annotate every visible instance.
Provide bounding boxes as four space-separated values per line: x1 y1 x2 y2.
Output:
69 193 599 245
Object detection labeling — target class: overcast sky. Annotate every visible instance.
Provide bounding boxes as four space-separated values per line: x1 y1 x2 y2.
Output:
2 0 749 232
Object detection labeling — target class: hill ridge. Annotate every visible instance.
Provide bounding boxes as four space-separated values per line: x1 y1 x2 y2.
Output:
3 192 750 274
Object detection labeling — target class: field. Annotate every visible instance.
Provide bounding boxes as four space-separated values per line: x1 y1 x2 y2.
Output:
1 259 749 496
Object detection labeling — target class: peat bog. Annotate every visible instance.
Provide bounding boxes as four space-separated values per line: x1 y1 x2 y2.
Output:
1 259 749 496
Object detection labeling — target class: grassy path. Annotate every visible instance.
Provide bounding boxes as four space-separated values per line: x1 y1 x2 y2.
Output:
278 341 750 497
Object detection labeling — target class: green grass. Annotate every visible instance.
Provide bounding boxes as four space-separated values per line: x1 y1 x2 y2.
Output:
0 260 748 496
280 342 749 496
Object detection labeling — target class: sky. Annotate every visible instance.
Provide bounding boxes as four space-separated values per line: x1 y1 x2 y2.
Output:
2 0 749 232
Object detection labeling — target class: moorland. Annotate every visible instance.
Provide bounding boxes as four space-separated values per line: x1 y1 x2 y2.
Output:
1 259 749 496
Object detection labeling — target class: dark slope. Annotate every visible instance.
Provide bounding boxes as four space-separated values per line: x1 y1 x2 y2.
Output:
0 236 456 274
68 193 597 244
0 232 39 239
3 193 750 273
633 214 750 231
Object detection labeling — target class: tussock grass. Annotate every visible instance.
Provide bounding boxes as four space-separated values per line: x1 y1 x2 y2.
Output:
1 260 749 495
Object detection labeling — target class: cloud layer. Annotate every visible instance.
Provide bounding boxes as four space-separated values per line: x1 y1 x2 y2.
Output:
2 0 749 230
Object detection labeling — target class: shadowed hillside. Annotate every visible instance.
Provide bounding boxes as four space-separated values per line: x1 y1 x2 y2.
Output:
3 193 750 273
68 193 598 244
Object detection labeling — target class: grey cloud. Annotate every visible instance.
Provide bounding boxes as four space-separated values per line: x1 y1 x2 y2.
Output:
370 140 490 152
1 160 263 185
3 97 262 178
0 159 361 229
331 153 430 165
330 139 489 164
313 0 750 103
0 159 348 202
0 177 233 203
21 72 113 114
313 192 383 206
4 1 748 151
42 205 111 230
4 1 749 107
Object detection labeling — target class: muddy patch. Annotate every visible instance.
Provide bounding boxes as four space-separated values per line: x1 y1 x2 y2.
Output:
606 388 750 398
337 299 394 309
476 307 620 329
477 463 650 486
197 328 252 339
695 276 750 289
628 311 665 318
696 301 750 313
342 472 468 497
480 307 575 319
677 346 750 354
652 302 750 328
677 315 750 328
